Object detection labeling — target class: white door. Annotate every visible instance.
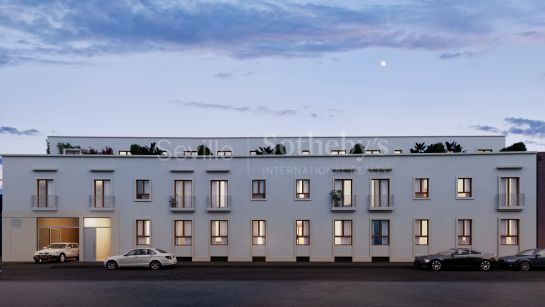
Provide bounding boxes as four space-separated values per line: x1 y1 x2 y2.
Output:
83 228 96 261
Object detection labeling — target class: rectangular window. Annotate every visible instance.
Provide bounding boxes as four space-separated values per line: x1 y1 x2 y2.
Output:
296 179 311 199
501 219 519 245
500 177 520 207
136 220 151 245
334 220 352 245
415 219 429 245
331 150 346 155
252 180 267 200
366 150 381 155
36 179 54 207
184 150 198 156
394 149 403 154
333 179 352 207
174 180 193 208
372 220 390 245
210 180 229 208
211 220 228 245
217 150 232 156
93 179 111 208
135 179 151 200
174 220 192 246
296 220 310 245
301 150 310 155
477 149 493 153
457 219 472 245
252 220 266 245
414 178 430 199
371 179 390 208
457 178 472 198
119 151 131 156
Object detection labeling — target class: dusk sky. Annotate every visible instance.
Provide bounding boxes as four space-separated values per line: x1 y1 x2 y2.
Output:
1 0 545 154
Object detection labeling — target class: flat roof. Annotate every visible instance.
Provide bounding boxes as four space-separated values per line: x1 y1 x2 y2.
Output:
47 135 506 139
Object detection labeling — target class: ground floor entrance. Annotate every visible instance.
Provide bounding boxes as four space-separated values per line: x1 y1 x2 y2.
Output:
37 217 79 249
83 217 112 261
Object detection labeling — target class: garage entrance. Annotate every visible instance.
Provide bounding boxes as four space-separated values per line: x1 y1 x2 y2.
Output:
83 218 111 261
37 218 79 249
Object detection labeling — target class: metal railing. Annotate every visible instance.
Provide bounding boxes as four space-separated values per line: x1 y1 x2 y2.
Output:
332 194 356 208
170 195 195 209
89 195 115 210
31 195 58 210
497 193 525 210
208 195 231 210
368 194 394 210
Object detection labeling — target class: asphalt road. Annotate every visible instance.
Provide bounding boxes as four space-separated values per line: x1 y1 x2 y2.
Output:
2 263 545 306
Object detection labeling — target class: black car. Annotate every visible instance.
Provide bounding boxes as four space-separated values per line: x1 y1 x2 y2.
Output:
499 249 545 271
414 248 497 271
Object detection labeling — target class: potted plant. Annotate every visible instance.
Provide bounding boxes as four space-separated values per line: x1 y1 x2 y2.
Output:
274 144 286 155
349 143 364 154
330 190 343 207
197 145 212 155
169 196 177 208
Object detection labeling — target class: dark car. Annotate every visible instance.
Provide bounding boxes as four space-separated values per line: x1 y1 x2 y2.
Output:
414 248 497 271
499 249 545 271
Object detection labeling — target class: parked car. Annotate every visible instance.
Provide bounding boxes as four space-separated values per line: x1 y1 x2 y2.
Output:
104 248 177 270
499 249 545 271
414 248 497 271
33 243 79 263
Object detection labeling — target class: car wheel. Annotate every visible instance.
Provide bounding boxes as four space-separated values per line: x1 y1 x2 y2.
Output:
519 261 531 271
150 260 161 270
431 260 442 271
106 260 118 270
480 260 492 271
59 254 66 263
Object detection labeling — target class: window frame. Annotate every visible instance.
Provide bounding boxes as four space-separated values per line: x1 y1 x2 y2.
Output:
415 219 429 245
136 219 151 246
334 220 353 246
413 178 430 199
36 179 54 207
365 149 381 155
210 220 228 245
135 179 152 201
210 180 229 208
217 150 233 157
296 220 310 245
371 220 390 246
295 179 311 200
301 150 311 155
330 149 346 155
251 179 267 200
173 180 193 208
456 177 473 199
457 219 472 246
500 219 519 245
252 220 266 245
93 179 111 208
119 150 131 156
174 220 192 246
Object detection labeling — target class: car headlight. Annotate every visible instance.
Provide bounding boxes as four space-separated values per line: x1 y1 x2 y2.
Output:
423 259 431 263
503 258 515 262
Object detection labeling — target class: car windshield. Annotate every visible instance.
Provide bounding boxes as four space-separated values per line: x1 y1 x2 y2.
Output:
517 250 536 256
156 249 167 254
437 249 456 256
48 244 67 249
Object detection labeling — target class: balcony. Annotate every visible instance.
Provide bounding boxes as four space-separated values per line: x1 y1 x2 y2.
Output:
368 195 394 211
169 195 196 212
207 195 231 212
331 195 356 212
497 193 525 211
31 195 58 211
89 195 115 211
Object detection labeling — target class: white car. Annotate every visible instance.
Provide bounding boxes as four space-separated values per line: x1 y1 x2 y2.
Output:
33 243 79 263
104 248 177 270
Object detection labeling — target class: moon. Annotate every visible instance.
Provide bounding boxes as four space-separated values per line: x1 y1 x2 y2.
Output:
380 60 387 67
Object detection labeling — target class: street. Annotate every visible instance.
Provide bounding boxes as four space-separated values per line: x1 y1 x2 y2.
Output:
2 262 545 306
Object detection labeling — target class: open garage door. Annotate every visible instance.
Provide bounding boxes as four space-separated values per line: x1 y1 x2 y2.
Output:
37 217 79 251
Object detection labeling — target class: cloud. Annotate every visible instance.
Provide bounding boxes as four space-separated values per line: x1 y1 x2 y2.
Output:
438 50 481 60
0 0 543 65
169 100 296 116
0 126 40 136
504 117 545 138
469 125 504 134
213 73 233 79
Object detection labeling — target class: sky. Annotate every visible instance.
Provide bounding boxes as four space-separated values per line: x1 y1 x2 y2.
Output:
0 0 545 154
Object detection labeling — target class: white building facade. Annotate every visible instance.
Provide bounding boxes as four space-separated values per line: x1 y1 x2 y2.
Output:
1 135 538 262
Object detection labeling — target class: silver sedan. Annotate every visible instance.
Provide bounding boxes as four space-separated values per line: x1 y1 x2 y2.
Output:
104 248 177 270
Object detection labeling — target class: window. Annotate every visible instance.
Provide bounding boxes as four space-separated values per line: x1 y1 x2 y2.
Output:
366 150 381 155
414 178 430 199
331 150 346 155
372 220 390 245
217 150 232 156
119 151 131 156
211 220 228 245
252 220 266 245
252 180 266 200
135 179 151 200
301 150 310 155
415 219 429 245
174 220 192 246
136 220 151 245
36 179 54 207
501 219 519 245
457 219 472 245
500 177 521 207
210 180 229 208
477 149 493 153
174 180 193 208
296 220 310 245
296 179 311 199
394 150 403 154
93 179 112 208
184 150 198 157
334 220 352 245
333 179 352 207
370 179 390 208
457 178 472 198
